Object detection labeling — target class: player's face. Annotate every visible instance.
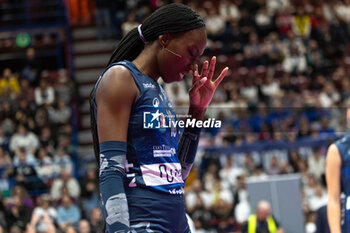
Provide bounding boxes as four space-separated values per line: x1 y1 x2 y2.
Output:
158 27 207 83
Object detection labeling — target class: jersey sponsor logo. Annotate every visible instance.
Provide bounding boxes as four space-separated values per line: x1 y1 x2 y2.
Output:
153 145 176 157
143 109 222 129
140 162 183 186
152 98 159 107
143 83 156 89
169 188 184 195
143 110 162 129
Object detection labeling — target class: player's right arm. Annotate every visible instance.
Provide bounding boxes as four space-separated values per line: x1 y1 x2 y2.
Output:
326 144 342 233
95 65 139 232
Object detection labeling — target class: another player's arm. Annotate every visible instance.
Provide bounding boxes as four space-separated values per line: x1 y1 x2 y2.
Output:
96 66 139 232
326 144 342 233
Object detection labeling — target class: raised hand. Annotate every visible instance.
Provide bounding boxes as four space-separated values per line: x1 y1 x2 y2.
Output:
189 56 228 110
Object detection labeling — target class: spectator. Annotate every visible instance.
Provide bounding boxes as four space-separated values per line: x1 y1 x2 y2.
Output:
78 219 91 233
250 165 269 180
219 156 244 189
292 6 311 39
35 148 55 182
275 6 293 39
210 176 234 232
243 32 264 67
282 44 307 74
21 47 42 86
238 8 255 43
34 78 55 107
305 211 317 233
16 99 36 122
266 155 280 175
261 76 283 98
80 180 100 219
10 150 46 193
6 194 31 231
306 40 326 75
31 194 57 233
9 124 39 156
50 170 80 201
308 183 327 212
56 194 81 231
26 213 56 233
0 127 10 154
48 100 72 126
263 32 285 65
255 7 273 38
121 10 139 37
12 147 36 167
218 0 240 22
205 6 225 40
54 70 74 104
39 126 56 153
0 68 20 99
304 175 318 200
53 146 73 176
89 208 104 233
289 149 302 172
0 147 11 172
9 184 34 211
242 200 284 233
16 79 35 104
185 179 213 231
318 82 340 108
308 148 325 181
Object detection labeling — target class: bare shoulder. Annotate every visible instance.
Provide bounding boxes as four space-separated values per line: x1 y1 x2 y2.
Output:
95 65 138 105
326 143 341 164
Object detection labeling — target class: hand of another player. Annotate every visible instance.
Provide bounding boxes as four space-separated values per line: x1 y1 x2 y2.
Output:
189 56 228 110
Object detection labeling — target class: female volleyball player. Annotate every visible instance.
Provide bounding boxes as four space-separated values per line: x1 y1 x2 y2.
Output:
90 3 228 232
326 134 350 233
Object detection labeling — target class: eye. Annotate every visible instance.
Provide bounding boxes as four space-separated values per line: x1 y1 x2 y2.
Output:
188 50 194 57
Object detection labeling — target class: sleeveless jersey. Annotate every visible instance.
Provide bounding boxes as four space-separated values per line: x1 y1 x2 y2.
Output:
334 134 350 232
93 60 185 195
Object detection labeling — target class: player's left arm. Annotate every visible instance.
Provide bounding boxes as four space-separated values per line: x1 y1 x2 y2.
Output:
178 57 228 180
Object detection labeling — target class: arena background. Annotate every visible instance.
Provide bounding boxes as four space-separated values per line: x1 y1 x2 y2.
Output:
0 0 349 232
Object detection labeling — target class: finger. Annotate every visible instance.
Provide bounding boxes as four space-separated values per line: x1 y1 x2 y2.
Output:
192 64 200 84
200 61 209 78
214 67 229 87
189 77 207 94
207 56 216 81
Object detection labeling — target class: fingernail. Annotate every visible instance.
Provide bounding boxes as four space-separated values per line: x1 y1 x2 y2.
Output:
194 70 198 76
201 77 207 82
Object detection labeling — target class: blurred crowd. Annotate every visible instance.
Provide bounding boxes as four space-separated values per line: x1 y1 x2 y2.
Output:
1 0 350 232
162 0 349 232
0 45 105 233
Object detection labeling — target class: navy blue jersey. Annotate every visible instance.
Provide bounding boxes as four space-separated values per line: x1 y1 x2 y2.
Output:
93 60 185 195
334 135 350 232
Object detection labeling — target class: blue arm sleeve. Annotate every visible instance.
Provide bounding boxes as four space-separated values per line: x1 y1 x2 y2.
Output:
177 126 201 180
99 141 130 233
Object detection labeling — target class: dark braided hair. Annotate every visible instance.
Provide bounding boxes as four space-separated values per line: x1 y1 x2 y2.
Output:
90 3 205 165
